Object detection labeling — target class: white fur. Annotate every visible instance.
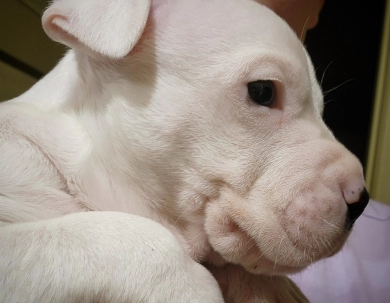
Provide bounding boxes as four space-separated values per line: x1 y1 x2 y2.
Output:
0 0 366 302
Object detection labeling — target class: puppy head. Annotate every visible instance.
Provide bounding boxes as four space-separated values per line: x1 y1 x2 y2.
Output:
139 0 367 274
41 0 368 275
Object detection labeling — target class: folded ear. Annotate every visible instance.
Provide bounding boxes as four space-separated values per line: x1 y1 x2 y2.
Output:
42 0 152 58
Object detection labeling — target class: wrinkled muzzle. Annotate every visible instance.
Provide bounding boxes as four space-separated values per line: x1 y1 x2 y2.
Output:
205 137 369 275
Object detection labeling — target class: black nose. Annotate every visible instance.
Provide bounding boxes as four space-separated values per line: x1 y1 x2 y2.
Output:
346 188 369 230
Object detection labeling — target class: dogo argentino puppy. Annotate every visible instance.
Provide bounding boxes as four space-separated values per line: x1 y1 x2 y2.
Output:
0 0 369 302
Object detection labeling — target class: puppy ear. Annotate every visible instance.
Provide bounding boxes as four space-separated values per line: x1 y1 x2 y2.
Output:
42 0 152 58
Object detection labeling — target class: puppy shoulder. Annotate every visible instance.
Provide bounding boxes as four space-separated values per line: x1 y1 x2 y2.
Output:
0 103 88 222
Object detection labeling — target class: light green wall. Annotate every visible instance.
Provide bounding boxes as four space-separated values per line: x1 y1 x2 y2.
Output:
366 0 390 204
0 60 36 101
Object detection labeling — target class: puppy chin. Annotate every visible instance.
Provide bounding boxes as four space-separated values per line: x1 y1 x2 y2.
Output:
204 189 346 275
205 204 302 275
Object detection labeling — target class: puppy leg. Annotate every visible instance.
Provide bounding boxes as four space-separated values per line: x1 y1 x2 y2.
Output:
0 211 223 303
209 264 308 303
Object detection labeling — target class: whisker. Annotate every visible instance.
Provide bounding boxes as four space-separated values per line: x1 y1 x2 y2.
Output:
273 235 286 270
323 79 355 96
254 250 267 263
321 61 333 87
243 239 256 253
173 203 191 226
245 237 255 247
315 64 323 73
273 255 278 270
318 217 343 233
300 16 312 41
312 235 321 249
324 99 334 105
277 235 286 251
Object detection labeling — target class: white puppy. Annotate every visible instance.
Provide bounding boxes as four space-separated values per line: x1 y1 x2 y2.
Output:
0 0 369 302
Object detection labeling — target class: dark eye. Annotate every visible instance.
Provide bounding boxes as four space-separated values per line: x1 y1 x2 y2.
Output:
247 80 276 107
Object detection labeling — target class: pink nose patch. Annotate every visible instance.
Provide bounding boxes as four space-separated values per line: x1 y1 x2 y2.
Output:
342 179 366 204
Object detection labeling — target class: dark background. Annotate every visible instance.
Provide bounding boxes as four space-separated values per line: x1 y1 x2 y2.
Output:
305 0 387 170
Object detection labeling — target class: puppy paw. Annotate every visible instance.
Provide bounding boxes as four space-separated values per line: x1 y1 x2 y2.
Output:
208 264 308 303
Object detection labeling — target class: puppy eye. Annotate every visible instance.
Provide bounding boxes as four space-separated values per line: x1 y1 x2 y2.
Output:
247 80 276 107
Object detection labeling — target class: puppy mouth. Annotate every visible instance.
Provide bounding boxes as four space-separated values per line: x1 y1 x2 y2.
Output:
204 192 350 275
205 214 308 275
204 200 306 275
